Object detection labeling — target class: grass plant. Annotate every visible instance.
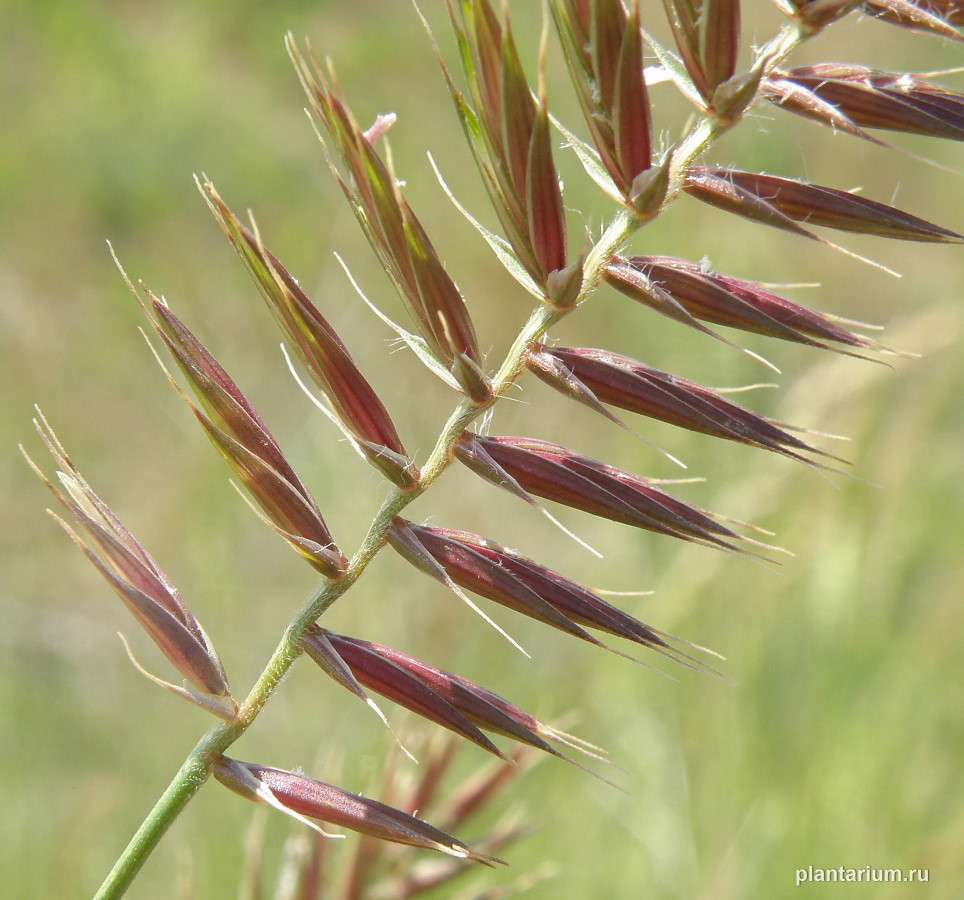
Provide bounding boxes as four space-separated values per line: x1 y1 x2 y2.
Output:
13 2 964 897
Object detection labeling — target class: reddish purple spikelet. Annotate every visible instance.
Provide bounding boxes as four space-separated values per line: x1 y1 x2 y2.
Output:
303 626 508 760
767 65 964 141
684 166 964 242
446 0 570 292
606 255 888 356
553 0 653 200
300 626 372 709
683 168 827 246
388 517 605 647
705 0 742 93
287 42 489 402
528 343 841 466
24 415 233 707
202 183 419 488
603 256 736 343
212 757 502 864
137 292 347 577
613 1 654 184
662 0 742 107
501 20 537 205
861 0 964 39
661 0 711 102
455 431 749 551
313 629 595 765
764 73 895 147
528 88 568 278
390 520 702 666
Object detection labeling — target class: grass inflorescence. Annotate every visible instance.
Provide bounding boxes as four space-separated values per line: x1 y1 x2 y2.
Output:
21 2 963 897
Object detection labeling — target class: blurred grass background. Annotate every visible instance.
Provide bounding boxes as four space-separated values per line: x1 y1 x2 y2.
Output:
2 1 962 897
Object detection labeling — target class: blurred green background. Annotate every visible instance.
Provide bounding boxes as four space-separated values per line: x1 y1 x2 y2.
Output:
3 2 962 898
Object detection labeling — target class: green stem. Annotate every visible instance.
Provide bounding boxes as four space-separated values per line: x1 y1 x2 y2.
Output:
94 18 815 899
92 726 230 899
